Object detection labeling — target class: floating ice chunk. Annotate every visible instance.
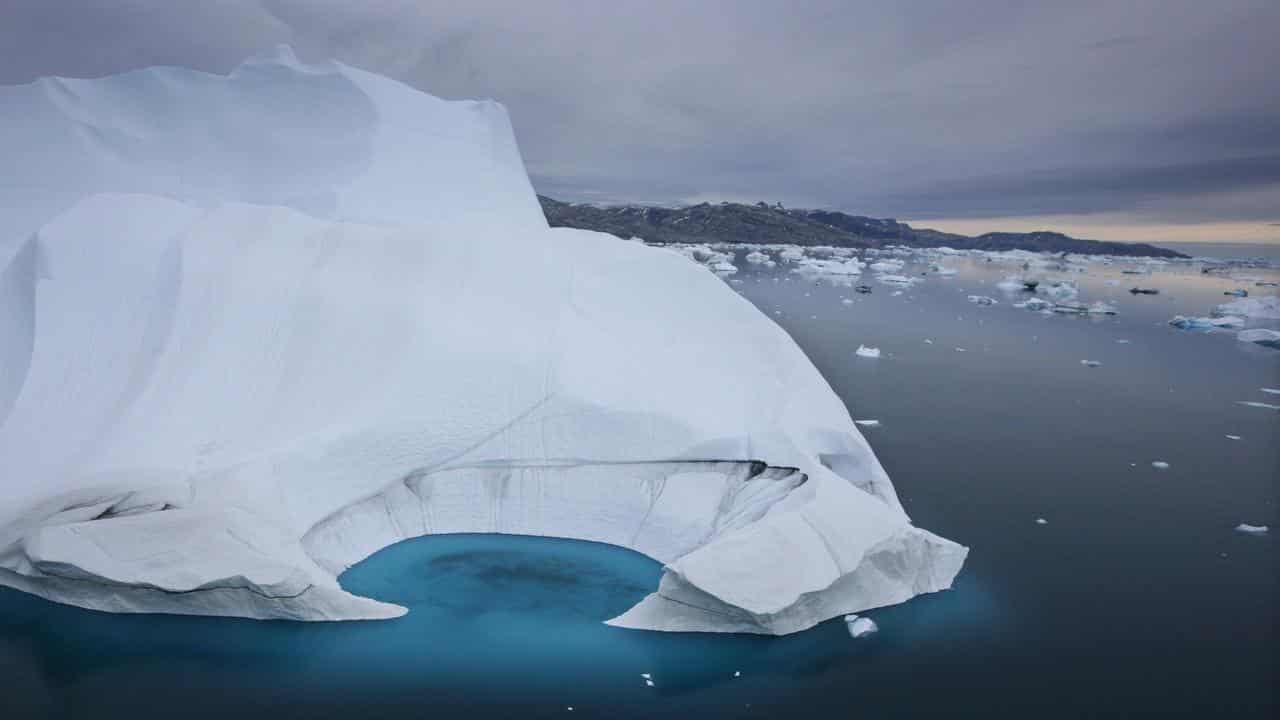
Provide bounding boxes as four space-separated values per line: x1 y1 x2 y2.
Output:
1237 401 1280 410
876 274 916 286
1151 461 1170 469
1225 435 1242 440
1117 339 1131 344
844 615 878 638
924 338 934 344
733 671 741 678
744 250 771 264
855 420 880 427
967 295 998 306
891 290 903 297
779 246 806 261
955 347 966 352
1035 518 1048 525
1169 315 1245 329
995 276 1025 292
869 260 904 273
1235 524 1269 535
1216 296 1280 319
1080 360 1102 367
640 673 651 679
794 258 864 276
1086 302 1117 315
1044 281 1079 300
841 298 854 305
1263 388 1280 395
645 680 655 687
1014 297 1053 311
1237 329 1280 348
855 345 881 358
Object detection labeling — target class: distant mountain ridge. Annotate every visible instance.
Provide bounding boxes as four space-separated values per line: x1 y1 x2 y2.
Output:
539 196 1188 258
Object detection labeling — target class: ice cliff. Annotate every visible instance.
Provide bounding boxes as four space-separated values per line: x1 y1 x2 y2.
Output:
0 47 966 634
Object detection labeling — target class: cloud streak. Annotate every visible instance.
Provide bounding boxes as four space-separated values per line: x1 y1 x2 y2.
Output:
2 0 1277 238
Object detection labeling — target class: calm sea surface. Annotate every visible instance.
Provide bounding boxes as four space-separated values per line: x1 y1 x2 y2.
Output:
2 247 1276 719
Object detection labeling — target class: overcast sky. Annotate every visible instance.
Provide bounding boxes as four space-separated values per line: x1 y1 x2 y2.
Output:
3 0 1278 242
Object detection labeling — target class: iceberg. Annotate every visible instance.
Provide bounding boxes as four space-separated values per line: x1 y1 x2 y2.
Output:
856 345 882 358
967 295 998 306
1235 524 1269 535
0 49 965 634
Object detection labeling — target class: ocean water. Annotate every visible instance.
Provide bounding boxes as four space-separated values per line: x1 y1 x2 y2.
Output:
2 249 1276 719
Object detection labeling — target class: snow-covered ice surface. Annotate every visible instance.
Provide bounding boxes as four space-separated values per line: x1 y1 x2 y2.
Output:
0 49 965 634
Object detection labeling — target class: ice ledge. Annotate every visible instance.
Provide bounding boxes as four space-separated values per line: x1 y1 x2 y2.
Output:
1 459 966 634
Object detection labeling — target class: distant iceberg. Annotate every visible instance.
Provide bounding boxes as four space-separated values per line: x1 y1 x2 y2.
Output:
0 48 965 634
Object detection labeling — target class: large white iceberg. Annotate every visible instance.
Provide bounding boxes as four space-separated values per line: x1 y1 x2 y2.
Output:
0 48 965 634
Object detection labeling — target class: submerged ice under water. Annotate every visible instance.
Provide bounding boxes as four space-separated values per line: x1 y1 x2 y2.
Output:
2 246 1276 719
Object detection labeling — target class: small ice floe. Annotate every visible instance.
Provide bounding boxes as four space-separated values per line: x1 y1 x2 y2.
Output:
844 615 878 638
1225 434 1242 440
1223 288 1249 297
641 673 651 679
955 347 966 352
779 247 806 262
1129 287 1159 295
855 419 880 427
1080 359 1102 367
1238 329 1280 348
995 276 1025 292
1052 301 1089 314
876 274 917 286
869 260 904 273
1263 388 1280 395
645 680 655 687
1044 281 1079 300
1235 523 1269 535
744 250 771 264
1168 315 1244 329
1217 295 1280 319
891 290 903 297
1035 518 1048 525
855 345 881 358
1086 302 1118 315
923 338 934 344
1014 297 1053 311
967 295 998 306
733 671 741 678
1151 461 1170 469
1237 401 1280 410
1117 339 1131 344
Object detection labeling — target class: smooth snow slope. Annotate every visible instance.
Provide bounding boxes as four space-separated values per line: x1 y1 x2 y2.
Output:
0 48 966 634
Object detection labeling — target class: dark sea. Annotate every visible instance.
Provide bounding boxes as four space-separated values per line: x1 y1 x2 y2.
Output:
2 247 1277 719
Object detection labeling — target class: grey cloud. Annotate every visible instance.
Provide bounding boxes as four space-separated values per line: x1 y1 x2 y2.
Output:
2 0 1278 225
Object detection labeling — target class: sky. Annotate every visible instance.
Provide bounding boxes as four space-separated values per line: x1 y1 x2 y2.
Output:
3 0 1278 244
